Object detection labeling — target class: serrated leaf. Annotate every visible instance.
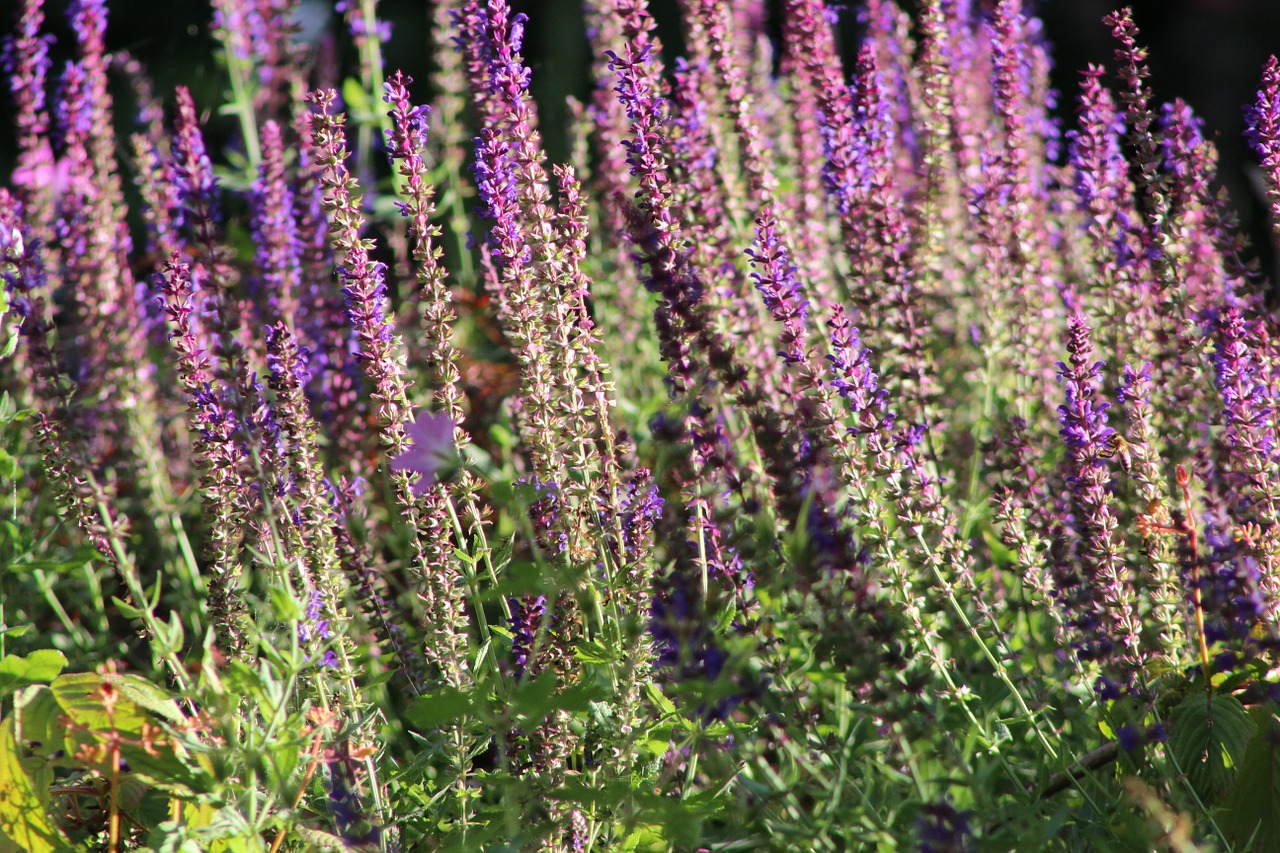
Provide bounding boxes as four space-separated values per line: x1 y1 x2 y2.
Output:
50 670 183 746
0 720 71 852
113 674 184 722
1168 692 1255 803
294 827 351 850
0 650 66 697
645 683 677 718
1219 709 1280 851
575 639 616 665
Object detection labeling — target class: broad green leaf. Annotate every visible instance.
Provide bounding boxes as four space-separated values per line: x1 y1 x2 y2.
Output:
0 721 70 852
405 688 475 729
1168 692 1255 803
12 687 63 765
0 650 66 697
50 670 183 744
1219 708 1280 852
112 673 184 722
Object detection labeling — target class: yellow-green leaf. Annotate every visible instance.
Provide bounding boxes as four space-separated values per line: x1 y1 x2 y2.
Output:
0 650 66 698
0 720 71 853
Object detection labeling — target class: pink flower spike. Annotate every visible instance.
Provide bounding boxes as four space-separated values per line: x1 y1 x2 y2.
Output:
389 410 457 494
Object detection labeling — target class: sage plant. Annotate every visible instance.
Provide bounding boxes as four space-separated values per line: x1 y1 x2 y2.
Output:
2 0 1280 850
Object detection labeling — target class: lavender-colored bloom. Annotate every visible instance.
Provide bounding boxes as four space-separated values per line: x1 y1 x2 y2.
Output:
1209 306 1279 529
1057 335 1115 461
826 304 891 434
1214 309 1271 443
298 590 335 645
250 121 301 323
1067 68 1129 225
307 87 416 466
299 599 338 672
510 594 547 678
606 2 679 273
382 78 430 162
747 205 810 367
337 0 391 44
389 409 457 495
1246 55 1280 241
159 255 248 654
3 0 56 236
68 0 106 50
211 0 253 61
619 470 663 564
169 87 221 227
1056 315 1139 672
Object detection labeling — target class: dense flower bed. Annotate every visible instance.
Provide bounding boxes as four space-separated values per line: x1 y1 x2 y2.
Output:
2 0 1280 850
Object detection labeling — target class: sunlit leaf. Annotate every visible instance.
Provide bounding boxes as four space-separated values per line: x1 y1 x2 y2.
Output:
1168 692 1255 803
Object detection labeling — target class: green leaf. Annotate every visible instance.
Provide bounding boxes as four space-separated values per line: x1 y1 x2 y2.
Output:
50 670 183 748
0 447 17 481
510 672 559 727
112 674 185 722
1168 692 1255 803
981 527 1018 568
575 639 617 665
12 687 64 766
112 595 148 620
0 720 71 852
645 683 677 718
342 77 370 119
405 688 475 729
294 827 351 850
1219 709 1280 852
0 650 66 698
268 586 301 621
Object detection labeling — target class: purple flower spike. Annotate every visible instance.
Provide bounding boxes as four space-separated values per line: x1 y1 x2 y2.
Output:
389 409 457 494
1247 55 1280 242
1056 315 1140 676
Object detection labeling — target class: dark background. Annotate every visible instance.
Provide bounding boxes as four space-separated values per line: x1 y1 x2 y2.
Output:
7 0 1280 264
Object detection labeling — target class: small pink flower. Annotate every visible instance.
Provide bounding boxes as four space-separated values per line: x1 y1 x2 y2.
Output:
389 410 457 494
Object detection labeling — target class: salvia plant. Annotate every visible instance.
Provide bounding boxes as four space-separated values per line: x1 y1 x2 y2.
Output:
2 0 1280 849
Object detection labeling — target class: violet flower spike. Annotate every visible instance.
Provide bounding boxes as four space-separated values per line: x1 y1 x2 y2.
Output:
1247 55 1280 242
389 409 458 495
